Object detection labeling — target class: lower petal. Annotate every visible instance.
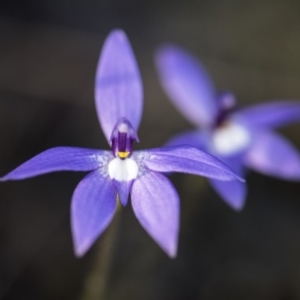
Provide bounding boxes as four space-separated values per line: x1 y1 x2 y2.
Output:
131 171 179 257
71 170 117 257
244 130 300 180
113 179 133 206
209 155 246 211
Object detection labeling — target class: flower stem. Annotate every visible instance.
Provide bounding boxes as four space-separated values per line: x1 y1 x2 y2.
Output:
79 202 121 300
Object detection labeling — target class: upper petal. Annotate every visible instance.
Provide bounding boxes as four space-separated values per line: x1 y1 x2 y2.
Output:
95 30 143 142
1 147 110 181
155 45 217 127
233 101 300 129
131 171 179 257
244 130 300 180
138 146 244 182
209 154 247 211
71 170 117 257
166 130 208 151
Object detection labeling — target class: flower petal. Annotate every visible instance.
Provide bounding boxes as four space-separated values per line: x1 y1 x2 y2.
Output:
155 45 217 127
233 101 300 129
131 171 179 257
209 155 247 211
166 130 208 150
1 147 110 181
112 179 133 206
138 146 244 182
244 130 300 180
95 30 143 142
108 157 138 206
71 170 117 257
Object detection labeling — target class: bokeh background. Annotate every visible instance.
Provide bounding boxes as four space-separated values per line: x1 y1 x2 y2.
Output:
1 0 300 299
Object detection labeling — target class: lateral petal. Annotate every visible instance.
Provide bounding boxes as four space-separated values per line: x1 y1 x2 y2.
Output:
233 101 300 129
1 147 110 181
244 130 300 180
138 146 244 182
71 170 117 257
131 171 179 257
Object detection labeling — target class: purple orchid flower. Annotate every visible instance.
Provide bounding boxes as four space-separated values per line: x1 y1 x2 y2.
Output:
1 31 243 258
155 45 300 211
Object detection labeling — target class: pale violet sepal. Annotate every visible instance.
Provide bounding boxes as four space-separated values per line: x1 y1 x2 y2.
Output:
95 30 143 143
131 171 179 257
233 101 300 129
140 146 244 182
1 147 111 181
155 45 217 127
244 130 300 180
209 154 246 211
71 170 117 257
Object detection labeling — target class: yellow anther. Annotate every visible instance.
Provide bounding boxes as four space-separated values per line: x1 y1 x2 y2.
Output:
118 151 130 159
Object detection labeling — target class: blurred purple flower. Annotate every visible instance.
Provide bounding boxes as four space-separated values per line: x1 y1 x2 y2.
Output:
1 31 242 258
156 45 300 211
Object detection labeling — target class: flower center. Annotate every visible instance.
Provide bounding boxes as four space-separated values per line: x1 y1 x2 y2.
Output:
110 118 138 159
211 121 251 155
214 92 238 127
108 117 140 181
108 157 139 181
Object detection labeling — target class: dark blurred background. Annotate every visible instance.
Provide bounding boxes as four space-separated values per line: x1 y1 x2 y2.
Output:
1 0 300 299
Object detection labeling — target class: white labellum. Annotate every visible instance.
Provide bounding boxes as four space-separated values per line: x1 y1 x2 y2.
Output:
108 157 139 181
212 122 251 155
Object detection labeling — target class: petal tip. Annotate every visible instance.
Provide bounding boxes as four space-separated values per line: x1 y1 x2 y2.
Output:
0 172 18 182
230 200 246 212
167 245 178 258
160 237 178 258
116 191 129 206
107 29 127 43
72 231 88 258
225 167 245 183
155 44 172 57
226 168 245 183
0 176 7 182
71 229 92 258
160 234 178 258
155 44 182 72
73 242 88 258
155 44 182 60
223 191 246 212
237 176 246 183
